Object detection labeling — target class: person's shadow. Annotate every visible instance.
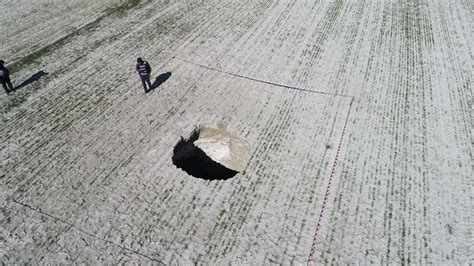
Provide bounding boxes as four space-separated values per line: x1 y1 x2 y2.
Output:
14 70 48 91
148 72 172 92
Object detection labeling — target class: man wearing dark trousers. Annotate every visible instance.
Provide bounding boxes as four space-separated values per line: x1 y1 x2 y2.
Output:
136 57 152 93
0 60 14 94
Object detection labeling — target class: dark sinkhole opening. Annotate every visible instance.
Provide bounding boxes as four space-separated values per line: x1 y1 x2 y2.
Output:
172 129 239 180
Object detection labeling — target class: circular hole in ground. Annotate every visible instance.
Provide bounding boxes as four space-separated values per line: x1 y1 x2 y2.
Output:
172 125 250 180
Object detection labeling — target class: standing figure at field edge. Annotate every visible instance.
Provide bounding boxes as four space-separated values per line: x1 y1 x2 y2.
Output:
0 60 14 94
136 57 152 93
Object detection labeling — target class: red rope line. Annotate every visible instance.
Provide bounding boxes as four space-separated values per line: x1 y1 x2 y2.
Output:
307 97 354 265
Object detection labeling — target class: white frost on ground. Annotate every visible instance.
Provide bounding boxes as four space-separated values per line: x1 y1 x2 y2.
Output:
0 0 472 264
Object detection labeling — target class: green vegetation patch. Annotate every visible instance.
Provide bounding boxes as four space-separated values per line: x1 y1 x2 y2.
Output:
8 0 142 73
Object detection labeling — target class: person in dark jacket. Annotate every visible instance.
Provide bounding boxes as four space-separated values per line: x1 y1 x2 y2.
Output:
0 60 14 94
136 57 152 92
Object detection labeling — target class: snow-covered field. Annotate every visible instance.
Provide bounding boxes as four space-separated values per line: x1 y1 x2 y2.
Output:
1 0 472 264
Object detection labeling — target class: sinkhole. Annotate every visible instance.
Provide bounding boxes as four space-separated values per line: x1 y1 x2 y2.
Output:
172 125 251 180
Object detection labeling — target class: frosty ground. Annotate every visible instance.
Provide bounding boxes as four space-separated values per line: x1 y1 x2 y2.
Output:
1 0 472 264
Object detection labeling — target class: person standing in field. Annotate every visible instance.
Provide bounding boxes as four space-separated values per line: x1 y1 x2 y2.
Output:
0 60 14 94
136 57 152 93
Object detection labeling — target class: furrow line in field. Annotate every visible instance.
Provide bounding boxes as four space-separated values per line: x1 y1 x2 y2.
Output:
215 0 305 81
295 0 345 89
320 0 368 97
179 1 268 59
215 1 287 72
